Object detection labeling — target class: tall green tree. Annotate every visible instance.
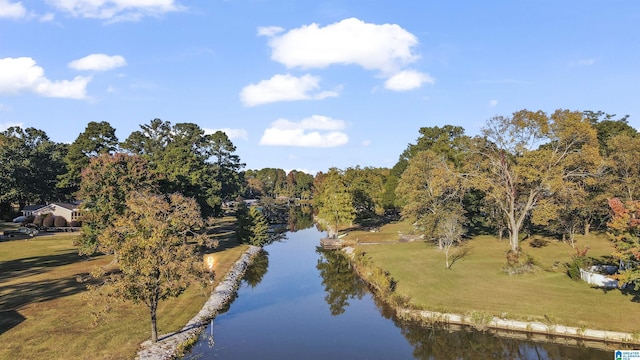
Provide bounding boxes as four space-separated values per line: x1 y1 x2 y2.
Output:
384 125 469 210
314 168 355 238
92 191 209 343
77 153 158 255
0 126 66 216
396 150 465 248
235 204 270 247
58 121 118 198
122 120 244 216
470 109 601 253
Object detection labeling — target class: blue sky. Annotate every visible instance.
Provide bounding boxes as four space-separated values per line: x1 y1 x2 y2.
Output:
1 1 639 174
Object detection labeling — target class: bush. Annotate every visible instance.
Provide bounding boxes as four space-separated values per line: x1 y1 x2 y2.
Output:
33 215 44 227
54 216 67 227
43 214 55 228
566 246 591 281
69 220 82 227
529 236 550 248
25 215 35 223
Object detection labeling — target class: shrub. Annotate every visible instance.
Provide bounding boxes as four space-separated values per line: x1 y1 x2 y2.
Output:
33 215 44 227
566 246 591 280
529 236 550 248
54 216 67 227
43 214 55 228
25 215 35 223
69 220 82 227
503 250 540 275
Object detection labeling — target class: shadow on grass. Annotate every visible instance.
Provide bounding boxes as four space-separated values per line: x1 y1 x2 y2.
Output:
0 276 86 311
0 310 26 336
0 250 84 283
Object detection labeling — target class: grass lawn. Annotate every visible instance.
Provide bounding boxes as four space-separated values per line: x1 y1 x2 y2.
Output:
359 228 640 334
0 232 248 360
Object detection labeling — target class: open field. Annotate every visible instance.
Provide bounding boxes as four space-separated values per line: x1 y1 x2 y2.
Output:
0 231 248 360
359 228 640 334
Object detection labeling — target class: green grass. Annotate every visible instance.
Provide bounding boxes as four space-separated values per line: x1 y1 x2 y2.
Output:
359 229 640 333
0 232 248 360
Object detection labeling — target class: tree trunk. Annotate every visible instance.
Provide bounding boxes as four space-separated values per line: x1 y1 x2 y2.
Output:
584 222 590 236
150 301 158 343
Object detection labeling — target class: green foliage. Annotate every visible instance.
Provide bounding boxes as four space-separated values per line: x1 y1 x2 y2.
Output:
566 246 591 280
314 168 356 237
92 191 210 343
503 250 539 275
77 153 159 255
316 247 366 315
57 121 118 198
121 119 244 217
235 205 270 247
0 126 67 216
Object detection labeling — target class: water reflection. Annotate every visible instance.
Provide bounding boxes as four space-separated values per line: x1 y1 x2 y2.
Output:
316 247 366 315
243 249 269 289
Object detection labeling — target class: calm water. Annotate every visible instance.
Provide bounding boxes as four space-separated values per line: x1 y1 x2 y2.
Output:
186 226 615 359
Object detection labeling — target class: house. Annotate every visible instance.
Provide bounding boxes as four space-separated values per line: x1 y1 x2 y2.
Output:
21 205 45 217
29 203 82 223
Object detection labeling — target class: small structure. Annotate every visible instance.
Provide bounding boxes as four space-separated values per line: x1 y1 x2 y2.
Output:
580 266 619 289
320 237 344 249
29 202 82 224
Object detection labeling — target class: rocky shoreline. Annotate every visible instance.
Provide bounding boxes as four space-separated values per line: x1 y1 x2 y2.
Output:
136 245 261 360
343 246 640 347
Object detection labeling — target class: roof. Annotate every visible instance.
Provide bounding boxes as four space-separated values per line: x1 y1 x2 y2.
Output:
22 205 45 211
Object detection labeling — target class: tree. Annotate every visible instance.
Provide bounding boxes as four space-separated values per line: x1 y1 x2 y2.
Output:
92 191 209 343
0 126 66 217
606 134 640 201
209 130 245 210
469 109 601 254
77 153 158 255
235 204 270 247
314 168 355 238
396 150 465 248
121 120 244 217
58 121 118 198
436 213 466 269
607 198 640 288
384 125 470 210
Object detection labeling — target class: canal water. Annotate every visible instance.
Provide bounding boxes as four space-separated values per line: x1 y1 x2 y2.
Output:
185 226 615 359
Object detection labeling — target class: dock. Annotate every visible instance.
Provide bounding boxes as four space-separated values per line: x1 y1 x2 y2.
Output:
320 238 344 249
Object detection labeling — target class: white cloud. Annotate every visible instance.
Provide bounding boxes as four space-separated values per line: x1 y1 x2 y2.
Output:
569 58 596 67
489 99 498 108
259 115 348 148
384 70 434 91
204 127 248 141
257 26 283 37
0 121 24 131
361 139 371 147
240 73 338 107
0 57 90 99
47 0 184 21
69 53 126 71
0 0 26 18
39 12 55 21
265 17 419 74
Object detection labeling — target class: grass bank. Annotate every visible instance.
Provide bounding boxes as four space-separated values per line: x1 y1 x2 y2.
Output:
0 231 248 360
355 226 640 334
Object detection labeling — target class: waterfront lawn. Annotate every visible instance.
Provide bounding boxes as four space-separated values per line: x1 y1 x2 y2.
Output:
0 233 248 360
360 233 640 333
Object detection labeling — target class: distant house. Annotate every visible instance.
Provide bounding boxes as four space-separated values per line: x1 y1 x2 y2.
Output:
21 205 45 217
28 203 82 223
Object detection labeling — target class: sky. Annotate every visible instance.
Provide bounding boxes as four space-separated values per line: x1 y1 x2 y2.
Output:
1 1 639 174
